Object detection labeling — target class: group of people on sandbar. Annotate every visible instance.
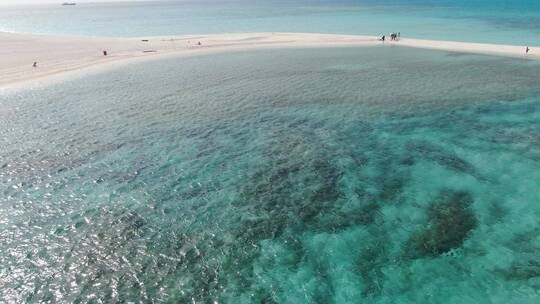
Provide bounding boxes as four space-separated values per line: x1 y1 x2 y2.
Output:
380 32 400 42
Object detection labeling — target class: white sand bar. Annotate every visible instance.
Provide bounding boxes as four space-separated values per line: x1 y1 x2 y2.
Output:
1 32 538 87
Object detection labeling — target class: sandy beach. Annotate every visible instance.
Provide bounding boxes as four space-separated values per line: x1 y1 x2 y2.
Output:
1 31 537 88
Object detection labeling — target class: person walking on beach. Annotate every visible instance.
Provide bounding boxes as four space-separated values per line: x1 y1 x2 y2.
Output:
380 35 385 42
32 61 37 68
526 46 530 54
103 50 108 56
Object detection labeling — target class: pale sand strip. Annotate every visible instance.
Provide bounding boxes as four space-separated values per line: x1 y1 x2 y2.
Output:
1 32 538 88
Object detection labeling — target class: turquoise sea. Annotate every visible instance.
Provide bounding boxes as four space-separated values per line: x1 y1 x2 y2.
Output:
2 0 540 303
2 46 540 302
0 0 539 45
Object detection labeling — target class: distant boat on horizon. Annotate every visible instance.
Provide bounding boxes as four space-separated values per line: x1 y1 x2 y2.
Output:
61 2 76 5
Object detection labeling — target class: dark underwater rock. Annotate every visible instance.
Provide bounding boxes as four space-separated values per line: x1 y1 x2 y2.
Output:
500 260 540 281
404 191 477 258
399 157 415 166
487 201 507 224
234 144 345 238
313 200 381 233
356 236 388 297
407 141 477 176
120 211 145 230
497 231 540 281
345 201 381 227
378 177 405 201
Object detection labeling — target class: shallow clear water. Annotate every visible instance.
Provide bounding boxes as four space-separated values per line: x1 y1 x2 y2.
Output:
1 46 540 303
0 0 539 45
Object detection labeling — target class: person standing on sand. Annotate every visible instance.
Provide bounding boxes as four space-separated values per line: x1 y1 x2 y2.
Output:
103 50 108 56
526 46 530 54
380 35 385 42
32 62 37 68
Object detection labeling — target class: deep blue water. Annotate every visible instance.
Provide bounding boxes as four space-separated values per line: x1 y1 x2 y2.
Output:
1 46 540 302
0 0 539 45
